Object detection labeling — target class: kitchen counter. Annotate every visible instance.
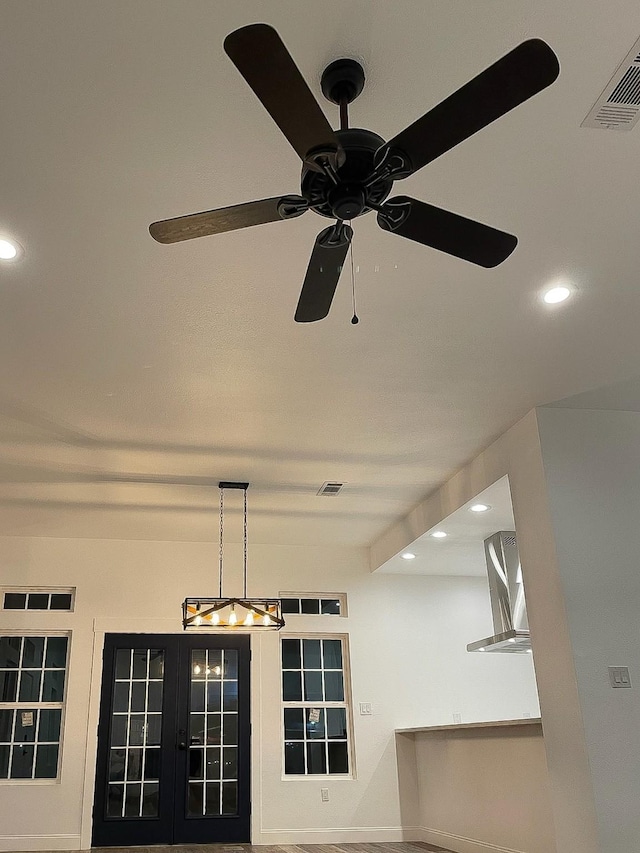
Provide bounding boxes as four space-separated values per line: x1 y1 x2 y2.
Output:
396 717 542 734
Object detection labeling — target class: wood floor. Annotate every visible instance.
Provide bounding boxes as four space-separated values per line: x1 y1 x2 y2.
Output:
92 843 452 853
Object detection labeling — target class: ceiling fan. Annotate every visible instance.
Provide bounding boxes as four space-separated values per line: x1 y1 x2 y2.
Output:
149 24 559 322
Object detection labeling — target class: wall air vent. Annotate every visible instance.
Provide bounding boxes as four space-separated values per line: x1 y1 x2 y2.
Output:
583 36 640 130
317 481 344 496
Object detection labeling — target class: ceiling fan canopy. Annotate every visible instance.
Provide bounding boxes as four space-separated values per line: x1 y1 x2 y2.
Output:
149 23 560 322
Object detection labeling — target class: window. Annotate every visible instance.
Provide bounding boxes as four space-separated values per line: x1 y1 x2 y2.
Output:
281 635 351 776
0 635 69 780
279 593 346 617
3 588 74 612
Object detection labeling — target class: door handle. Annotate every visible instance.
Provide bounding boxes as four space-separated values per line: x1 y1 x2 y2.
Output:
177 741 187 750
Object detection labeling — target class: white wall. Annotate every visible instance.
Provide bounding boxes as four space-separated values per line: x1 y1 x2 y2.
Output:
408 724 555 853
0 536 539 850
536 407 640 853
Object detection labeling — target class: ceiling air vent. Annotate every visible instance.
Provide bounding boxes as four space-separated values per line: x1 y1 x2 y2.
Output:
583 36 640 130
317 481 344 496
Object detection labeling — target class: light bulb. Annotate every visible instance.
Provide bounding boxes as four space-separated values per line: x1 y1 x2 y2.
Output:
0 238 19 260
263 613 272 626
194 613 202 627
206 667 211 675
214 665 221 676
211 611 220 625
229 606 237 626
193 664 201 675
543 285 571 304
244 610 255 626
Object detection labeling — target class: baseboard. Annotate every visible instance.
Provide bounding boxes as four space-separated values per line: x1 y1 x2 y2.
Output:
0 835 82 852
257 826 404 844
404 825 526 853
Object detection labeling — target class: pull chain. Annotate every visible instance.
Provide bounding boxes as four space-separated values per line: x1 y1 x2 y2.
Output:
348 223 359 324
219 487 224 598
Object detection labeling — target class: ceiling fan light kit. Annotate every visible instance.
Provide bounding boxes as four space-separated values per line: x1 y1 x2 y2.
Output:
150 23 560 322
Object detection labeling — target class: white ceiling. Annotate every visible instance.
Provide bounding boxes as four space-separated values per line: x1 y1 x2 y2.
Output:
379 477 515 576
1 1 640 545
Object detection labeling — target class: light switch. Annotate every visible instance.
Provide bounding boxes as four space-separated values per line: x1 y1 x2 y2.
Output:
359 702 372 715
608 666 632 688
321 787 329 802
452 713 462 724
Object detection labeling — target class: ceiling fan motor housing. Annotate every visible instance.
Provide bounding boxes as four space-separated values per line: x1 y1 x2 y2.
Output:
301 128 393 219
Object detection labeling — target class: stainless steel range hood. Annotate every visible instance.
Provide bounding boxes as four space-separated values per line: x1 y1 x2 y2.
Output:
467 531 532 654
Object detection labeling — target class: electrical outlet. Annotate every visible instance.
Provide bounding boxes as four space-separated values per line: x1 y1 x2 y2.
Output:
452 713 462 724
321 787 329 802
359 702 372 715
523 712 532 718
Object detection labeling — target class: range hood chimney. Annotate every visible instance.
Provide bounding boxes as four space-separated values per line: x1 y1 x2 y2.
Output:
467 531 531 654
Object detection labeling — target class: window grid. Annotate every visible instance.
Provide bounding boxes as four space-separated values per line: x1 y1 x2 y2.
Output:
281 636 351 776
279 593 346 617
188 648 239 817
2 589 75 612
108 648 164 818
0 635 68 780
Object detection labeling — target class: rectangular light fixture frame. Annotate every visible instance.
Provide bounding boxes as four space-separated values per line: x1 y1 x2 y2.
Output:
183 597 285 631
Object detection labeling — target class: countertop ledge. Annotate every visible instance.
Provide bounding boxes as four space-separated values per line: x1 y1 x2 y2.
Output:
396 717 542 734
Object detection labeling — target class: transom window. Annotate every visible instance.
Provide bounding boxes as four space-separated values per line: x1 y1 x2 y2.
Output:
279 593 346 616
0 635 69 780
3 588 74 612
281 636 351 776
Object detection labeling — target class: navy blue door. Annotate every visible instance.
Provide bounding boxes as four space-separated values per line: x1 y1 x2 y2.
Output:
92 634 251 846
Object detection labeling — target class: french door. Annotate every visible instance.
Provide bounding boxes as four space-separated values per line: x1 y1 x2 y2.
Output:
92 633 251 846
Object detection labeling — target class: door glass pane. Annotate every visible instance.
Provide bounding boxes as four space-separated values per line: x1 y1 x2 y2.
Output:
105 646 165 819
222 781 238 814
187 646 240 819
142 782 159 816
124 782 142 816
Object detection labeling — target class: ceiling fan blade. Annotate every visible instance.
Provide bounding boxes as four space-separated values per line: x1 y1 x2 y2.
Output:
378 196 517 267
295 223 353 322
375 39 559 178
224 24 343 172
149 195 308 244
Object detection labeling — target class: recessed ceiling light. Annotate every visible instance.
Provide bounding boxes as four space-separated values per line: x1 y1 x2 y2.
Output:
470 503 491 513
401 552 416 560
0 238 20 260
431 531 447 539
543 285 571 304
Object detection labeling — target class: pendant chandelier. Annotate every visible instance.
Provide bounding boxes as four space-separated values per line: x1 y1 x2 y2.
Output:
182 481 284 631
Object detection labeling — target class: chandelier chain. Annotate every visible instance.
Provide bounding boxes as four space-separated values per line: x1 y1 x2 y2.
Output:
219 486 224 598
243 488 248 598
